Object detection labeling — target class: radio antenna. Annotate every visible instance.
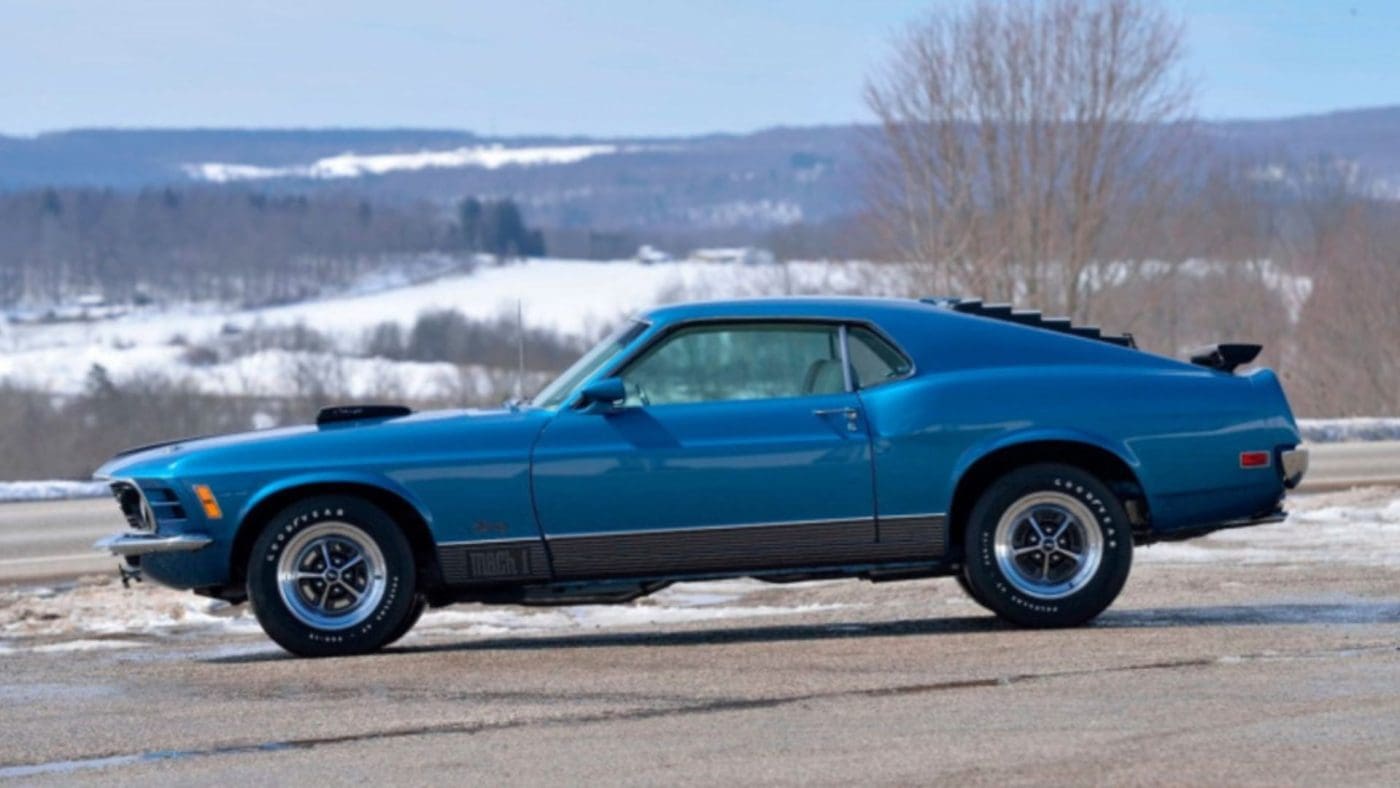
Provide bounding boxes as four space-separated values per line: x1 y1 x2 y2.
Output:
514 298 525 402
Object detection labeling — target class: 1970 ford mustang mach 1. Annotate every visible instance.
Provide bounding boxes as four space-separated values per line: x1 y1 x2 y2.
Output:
95 297 1307 656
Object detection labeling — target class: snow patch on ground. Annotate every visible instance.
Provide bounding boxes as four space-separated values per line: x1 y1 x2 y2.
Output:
1140 486 1400 567
0 481 108 502
29 639 146 653
0 576 842 656
0 579 262 653
1298 418 1400 443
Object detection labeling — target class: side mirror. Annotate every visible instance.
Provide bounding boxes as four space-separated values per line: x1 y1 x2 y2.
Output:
576 378 626 413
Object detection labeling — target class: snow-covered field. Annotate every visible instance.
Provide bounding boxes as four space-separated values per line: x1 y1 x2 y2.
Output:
0 258 904 398
185 142 629 182
1 488 1394 656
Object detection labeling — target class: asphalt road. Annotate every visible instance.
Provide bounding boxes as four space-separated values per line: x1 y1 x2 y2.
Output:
2 440 1398 586
0 557 1397 784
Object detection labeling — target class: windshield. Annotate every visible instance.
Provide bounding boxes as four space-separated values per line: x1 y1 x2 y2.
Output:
531 320 648 408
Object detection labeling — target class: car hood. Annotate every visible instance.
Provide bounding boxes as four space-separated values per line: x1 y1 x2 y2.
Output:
94 407 549 481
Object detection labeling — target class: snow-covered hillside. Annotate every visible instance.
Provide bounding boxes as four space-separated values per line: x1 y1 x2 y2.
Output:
184 143 628 182
0 258 905 398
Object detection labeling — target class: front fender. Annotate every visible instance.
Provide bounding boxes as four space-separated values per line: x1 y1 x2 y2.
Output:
237 470 436 533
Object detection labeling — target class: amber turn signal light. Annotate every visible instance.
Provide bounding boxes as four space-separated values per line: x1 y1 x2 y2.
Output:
192 484 223 519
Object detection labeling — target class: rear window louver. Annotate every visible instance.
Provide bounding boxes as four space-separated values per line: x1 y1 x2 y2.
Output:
922 298 1136 349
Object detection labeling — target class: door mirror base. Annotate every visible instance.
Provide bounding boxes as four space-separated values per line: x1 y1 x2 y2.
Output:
576 378 626 413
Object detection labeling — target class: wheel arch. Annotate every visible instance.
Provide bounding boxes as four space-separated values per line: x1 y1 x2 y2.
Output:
947 435 1148 559
230 476 442 592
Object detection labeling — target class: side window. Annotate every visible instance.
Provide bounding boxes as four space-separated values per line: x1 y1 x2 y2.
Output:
621 323 845 406
847 326 912 389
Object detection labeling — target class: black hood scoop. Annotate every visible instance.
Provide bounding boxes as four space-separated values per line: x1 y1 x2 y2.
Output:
316 404 413 426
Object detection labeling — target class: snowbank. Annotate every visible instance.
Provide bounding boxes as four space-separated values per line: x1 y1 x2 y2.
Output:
1140 486 1400 567
1298 418 1400 443
0 481 107 502
0 577 842 656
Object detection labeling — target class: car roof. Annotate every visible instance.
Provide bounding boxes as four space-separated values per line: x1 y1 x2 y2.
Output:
641 296 941 325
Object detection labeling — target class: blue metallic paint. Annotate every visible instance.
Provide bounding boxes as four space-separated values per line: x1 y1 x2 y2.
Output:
94 296 1302 592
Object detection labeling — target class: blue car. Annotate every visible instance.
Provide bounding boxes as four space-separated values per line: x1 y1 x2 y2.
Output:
95 297 1308 656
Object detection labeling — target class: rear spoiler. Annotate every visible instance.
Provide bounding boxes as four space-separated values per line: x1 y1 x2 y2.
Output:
1188 343 1261 373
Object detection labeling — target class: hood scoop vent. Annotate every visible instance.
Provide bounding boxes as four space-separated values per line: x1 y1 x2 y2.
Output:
316 404 413 426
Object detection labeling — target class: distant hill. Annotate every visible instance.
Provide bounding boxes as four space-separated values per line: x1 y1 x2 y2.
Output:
2 107 1399 230
1206 106 1400 188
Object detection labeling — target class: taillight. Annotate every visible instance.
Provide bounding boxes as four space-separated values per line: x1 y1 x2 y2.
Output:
1240 451 1270 469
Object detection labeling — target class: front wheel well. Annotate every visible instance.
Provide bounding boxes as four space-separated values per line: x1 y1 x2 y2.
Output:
229 483 442 593
947 441 1148 559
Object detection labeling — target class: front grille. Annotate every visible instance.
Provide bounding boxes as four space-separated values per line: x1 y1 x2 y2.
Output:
110 482 187 532
111 482 149 531
144 486 187 523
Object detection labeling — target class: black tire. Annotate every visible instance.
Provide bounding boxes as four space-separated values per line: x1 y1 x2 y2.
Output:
954 570 994 612
962 464 1132 628
248 495 418 657
381 594 428 648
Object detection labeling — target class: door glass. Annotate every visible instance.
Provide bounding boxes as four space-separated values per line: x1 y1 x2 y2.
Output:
622 323 844 405
847 326 912 389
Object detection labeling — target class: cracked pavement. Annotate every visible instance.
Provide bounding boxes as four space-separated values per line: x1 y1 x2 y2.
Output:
2 556 1398 785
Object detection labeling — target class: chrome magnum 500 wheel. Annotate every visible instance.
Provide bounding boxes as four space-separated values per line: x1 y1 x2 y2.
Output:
963 464 1132 627
248 495 418 657
276 521 388 631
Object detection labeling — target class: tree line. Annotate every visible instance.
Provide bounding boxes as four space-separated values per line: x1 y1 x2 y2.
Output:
0 189 546 307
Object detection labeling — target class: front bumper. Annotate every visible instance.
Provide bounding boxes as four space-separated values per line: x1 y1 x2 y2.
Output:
94 533 212 556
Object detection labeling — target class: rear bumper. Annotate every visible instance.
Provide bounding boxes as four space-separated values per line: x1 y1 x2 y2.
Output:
1281 447 1308 489
94 533 212 556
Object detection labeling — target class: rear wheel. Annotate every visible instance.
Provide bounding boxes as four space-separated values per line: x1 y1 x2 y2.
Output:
962 464 1132 627
954 570 993 612
248 495 418 657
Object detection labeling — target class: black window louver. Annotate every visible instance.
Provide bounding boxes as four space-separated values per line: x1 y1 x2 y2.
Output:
922 298 1136 349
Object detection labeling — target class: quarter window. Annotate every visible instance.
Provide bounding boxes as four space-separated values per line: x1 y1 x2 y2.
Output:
847 326 911 389
621 322 845 406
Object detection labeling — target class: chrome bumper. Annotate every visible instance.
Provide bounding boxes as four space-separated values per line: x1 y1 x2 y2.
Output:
1281 447 1309 489
94 533 212 557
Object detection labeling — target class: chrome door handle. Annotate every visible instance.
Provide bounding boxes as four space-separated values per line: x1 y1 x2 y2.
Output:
812 407 860 431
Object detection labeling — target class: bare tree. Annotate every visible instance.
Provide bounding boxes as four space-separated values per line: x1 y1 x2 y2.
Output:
1289 197 1400 417
864 0 1193 317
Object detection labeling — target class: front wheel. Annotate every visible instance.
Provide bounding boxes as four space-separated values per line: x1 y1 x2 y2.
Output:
962 464 1133 628
248 495 419 657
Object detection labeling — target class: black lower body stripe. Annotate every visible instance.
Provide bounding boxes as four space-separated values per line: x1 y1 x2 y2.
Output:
547 516 946 580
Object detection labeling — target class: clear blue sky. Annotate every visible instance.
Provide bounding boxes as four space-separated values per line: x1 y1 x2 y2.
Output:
2 0 1397 136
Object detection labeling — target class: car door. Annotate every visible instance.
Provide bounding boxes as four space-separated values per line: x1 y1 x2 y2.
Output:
531 320 880 579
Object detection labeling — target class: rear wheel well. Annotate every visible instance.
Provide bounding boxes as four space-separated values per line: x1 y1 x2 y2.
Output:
229 483 442 593
948 441 1147 559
